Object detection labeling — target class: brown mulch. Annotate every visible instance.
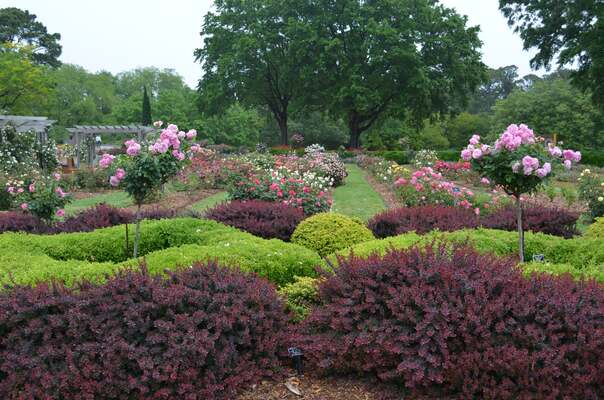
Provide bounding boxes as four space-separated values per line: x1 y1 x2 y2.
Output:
237 373 405 400
363 172 398 209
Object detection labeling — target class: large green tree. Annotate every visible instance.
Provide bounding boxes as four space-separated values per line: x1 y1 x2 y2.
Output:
499 0 604 110
0 43 51 114
0 7 62 67
196 0 320 145
491 75 604 149
467 65 520 113
314 0 486 148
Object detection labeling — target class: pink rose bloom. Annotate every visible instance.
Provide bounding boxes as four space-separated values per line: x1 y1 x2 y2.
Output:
125 139 137 147
512 161 521 173
548 146 562 157
115 168 126 179
543 162 552 174
126 143 141 156
461 149 472 161
167 124 178 132
269 183 279 191
99 154 115 168
564 159 572 169
522 155 539 175
157 141 169 154
20 203 28 210
17 188 24 193
54 173 61 181
480 177 490 185
394 178 408 186
186 129 197 139
474 207 480 216
56 209 65 218
28 184 35 193
153 120 163 128
55 187 66 198
177 131 186 139
535 168 547 178
109 176 120 187
469 134 480 146
563 150 581 162
172 150 185 161
472 149 482 159
7 186 14 193
190 145 200 152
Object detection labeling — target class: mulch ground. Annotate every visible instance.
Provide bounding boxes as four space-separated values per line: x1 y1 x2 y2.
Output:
237 373 405 400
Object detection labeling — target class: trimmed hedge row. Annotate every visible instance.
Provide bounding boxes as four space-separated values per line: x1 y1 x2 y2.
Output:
334 228 604 282
0 218 323 287
0 262 288 399
581 149 604 167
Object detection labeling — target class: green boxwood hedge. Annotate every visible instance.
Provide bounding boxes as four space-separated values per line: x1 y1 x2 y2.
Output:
332 228 604 282
0 218 323 287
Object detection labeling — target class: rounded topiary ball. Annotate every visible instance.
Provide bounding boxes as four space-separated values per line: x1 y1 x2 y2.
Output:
585 216 604 239
291 212 374 257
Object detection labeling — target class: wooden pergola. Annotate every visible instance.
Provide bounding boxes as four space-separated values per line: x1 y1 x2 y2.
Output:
66 125 155 167
0 115 55 143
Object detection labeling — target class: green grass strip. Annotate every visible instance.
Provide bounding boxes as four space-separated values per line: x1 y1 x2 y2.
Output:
65 191 132 215
332 164 386 221
189 191 228 213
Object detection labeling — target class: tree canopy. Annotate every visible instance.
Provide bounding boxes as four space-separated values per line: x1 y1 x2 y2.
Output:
499 0 604 110
0 7 62 67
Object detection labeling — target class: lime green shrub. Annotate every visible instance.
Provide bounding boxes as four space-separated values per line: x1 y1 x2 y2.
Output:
291 212 374 256
584 217 604 239
0 218 323 287
334 228 604 282
278 276 322 322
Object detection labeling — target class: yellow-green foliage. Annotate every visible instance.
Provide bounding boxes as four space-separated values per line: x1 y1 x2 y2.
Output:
584 217 604 239
333 228 604 282
0 218 324 287
278 276 322 322
291 212 374 257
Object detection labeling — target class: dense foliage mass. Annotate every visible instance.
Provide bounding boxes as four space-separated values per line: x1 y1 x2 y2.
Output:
205 200 305 241
291 213 374 256
0 262 288 399
295 244 604 398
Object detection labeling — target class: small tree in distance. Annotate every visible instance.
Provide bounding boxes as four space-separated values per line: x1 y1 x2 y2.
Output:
142 86 152 126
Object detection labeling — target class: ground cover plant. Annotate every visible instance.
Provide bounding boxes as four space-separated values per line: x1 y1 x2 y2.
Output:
0 218 323 287
0 262 289 399
294 244 604 398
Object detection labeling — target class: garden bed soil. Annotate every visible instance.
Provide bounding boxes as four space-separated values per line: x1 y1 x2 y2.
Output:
237 373 404 400
363 171 398 209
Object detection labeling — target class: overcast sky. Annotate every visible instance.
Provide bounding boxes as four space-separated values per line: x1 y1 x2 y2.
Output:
1 0 543 88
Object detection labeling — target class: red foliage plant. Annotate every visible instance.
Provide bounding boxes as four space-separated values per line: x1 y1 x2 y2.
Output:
0 262 288 399
292 244 604 399
205 200 305 241
367 205 479 238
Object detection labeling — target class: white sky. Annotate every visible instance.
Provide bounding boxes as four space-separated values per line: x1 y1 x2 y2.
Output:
1 0 543 88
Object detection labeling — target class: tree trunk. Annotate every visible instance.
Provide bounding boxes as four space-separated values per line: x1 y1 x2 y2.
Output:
516 195 524 262
133 204 142 258
348 124 361 149
278 114 288 146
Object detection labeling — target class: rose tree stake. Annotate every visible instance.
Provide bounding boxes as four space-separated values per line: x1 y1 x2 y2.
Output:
461 124 580 262
99 122 199 257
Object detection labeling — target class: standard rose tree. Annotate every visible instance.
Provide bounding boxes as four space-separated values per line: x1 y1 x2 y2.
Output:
99 122 199 257
461 124 580 261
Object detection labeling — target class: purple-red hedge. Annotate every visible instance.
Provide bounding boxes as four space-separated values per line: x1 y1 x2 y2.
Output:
205 200 305 241
293 245 604 399
482 204 580 238
367 205 478 238
0 262 288 399
0 203 176 234
368 205 579 238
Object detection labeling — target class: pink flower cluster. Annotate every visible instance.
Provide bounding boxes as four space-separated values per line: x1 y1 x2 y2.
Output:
125 140 141 156
109 168 126 187
99 154 115 169
494 124 536 151
461 134 491 161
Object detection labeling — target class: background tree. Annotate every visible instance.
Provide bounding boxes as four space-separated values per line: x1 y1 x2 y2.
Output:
0 7 62 67
0 43 51 114
499 0 604 110
445 112 492 149
200 103 264 148
491 74 604 149
314 0 485 148
467 65 520 113
196 0 320 145
142 86 152 125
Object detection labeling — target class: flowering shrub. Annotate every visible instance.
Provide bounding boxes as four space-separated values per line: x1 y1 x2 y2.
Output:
205 200 305 241
433 159 472 179
291 212 374 256
0 262 289 399
6 174 71 221
99 122 198 256
411 149 439 168
294 244 604 398
0 124 59 175
291 132 305 147
368 206 479 238
393 167 486 213
306 152 348 186
578 168 604 219
188 149 253 189
304 143 325 155
462 124 579 260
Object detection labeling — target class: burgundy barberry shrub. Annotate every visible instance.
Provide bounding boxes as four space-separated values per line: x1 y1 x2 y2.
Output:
481 204 580 238
206 200 305 241
367 206 479 238
293 244 604 399
0 262 288 399
0 211 45 233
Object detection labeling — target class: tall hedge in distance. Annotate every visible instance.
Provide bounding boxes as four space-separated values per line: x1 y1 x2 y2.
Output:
294 244 604 398
0 262 288 399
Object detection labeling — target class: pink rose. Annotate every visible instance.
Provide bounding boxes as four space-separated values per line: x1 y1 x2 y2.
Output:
126 142 141 156
186 129 197 139
115 168 126 179
461 149 472 161
564 159 572 169
17 188 24 193
28 184 35 193
474 207 480 216
109 176 120 187
99 154 115 168
56 209 65 218
535 168 547 178
472 149 482 159
20 203 28 210
55 187 66 198
177 131 186 139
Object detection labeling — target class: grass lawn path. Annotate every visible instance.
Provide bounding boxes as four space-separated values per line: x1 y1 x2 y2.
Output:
332 164 386 221
189 191 228 213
